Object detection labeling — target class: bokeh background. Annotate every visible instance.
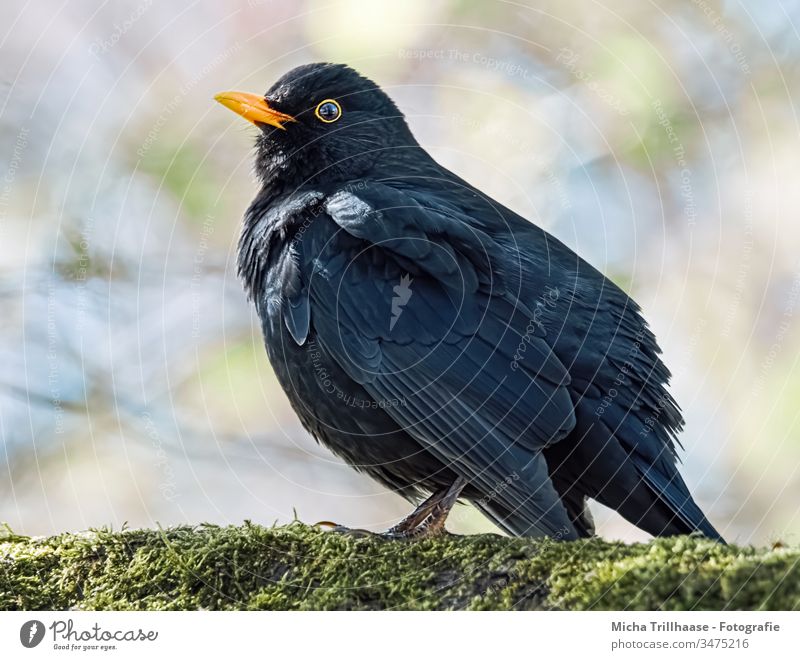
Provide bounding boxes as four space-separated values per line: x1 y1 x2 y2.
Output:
2 0 799 544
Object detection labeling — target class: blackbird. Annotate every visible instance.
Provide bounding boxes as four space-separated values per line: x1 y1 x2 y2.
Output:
215 62 723 541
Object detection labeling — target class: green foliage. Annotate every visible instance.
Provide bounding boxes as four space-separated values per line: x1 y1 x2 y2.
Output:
139 143 219 220
1 523 797 611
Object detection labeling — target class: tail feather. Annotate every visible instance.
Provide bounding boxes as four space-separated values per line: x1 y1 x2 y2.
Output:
631 455 725 542
542 414 725 543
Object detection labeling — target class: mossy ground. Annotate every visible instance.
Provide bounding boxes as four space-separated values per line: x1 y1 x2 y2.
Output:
1 522 798 610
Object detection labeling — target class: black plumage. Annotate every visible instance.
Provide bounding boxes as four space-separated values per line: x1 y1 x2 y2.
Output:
216 63 723 541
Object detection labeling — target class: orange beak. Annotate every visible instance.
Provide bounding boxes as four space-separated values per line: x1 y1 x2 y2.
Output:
214 91 295 130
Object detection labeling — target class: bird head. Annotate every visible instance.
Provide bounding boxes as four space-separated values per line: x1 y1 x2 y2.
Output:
215 63 417 187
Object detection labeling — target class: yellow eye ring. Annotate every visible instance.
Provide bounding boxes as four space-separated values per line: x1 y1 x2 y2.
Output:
315 99 342 123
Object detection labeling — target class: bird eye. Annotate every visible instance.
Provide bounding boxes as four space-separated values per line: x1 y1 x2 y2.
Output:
315 99 341 123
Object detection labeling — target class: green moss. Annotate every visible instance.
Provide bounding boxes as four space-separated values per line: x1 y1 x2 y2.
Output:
1 523 797 610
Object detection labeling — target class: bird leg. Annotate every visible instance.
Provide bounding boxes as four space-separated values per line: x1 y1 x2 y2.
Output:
316 477 468 540
386 489 451 536
385 476 467 539
314 489 449 537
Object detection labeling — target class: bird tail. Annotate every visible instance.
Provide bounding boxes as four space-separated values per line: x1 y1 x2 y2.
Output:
630 455 725 542
542 421 726 543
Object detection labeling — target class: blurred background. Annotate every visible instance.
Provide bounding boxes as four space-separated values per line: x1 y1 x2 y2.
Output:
1 0 799 544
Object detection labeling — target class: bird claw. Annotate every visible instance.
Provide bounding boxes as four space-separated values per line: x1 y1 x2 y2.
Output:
314 521 382 538
313 520 341 530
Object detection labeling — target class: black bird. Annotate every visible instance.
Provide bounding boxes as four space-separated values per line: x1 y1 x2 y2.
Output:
215 63 723 541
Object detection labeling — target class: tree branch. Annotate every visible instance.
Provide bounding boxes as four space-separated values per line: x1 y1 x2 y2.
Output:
1 523 797 610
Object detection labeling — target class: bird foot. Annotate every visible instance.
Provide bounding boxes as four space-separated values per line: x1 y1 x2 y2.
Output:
384 476 467 540
315 521 384 539
314 520 442 540
382 512 450 540
313 477 467 541
314 521 381 538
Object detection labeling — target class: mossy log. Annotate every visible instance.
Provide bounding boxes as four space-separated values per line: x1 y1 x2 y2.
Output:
1 522 798 610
